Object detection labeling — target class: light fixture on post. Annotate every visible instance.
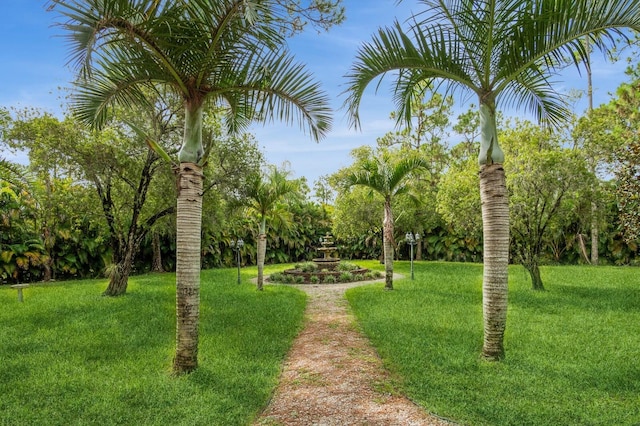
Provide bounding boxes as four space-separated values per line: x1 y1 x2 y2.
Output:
405 232 420 280
230 238 244 284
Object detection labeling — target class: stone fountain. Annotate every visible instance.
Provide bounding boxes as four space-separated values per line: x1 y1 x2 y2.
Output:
276 233 377 284
313 233 341 271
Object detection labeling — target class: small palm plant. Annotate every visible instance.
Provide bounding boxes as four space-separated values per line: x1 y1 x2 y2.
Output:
341 149 427 290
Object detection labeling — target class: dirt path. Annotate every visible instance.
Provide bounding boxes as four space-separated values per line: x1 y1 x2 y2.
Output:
254 280 453 425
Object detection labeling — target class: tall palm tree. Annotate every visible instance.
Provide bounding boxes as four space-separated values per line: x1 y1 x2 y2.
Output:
342 149 426 290
246 167 298 290
50 0 332 374
344 0 640 360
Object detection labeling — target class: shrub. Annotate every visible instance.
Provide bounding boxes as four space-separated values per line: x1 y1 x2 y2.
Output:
309 275 320 284
269 272 285 282
339 272 353 282
323 274 337 284
294 262 318 273
337 262 359 272
294 275 305 284
364 271 383 280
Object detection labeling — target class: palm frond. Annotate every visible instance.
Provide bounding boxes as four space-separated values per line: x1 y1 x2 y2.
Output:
220 49 332 141
349 0 640 131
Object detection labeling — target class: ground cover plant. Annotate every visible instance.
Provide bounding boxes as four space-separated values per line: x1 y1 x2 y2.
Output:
346 262 640 425
0 266 305 425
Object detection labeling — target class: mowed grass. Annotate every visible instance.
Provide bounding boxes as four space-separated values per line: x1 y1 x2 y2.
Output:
346 262 640 426
0 266 306 426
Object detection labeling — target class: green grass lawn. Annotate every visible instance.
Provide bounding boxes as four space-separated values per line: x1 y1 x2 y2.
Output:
0 265 305 426
346 261 640 425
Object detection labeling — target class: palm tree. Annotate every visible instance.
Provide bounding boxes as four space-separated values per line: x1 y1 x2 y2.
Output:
344 0 640 360
50 0 332 374
246 167 298 290
342 149 426 290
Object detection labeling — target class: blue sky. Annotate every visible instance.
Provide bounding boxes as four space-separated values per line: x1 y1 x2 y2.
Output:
0 1 631 185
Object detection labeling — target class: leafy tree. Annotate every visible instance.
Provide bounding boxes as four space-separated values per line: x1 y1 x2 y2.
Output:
610 65 640 243
504 120 591 290
436 156 481 237
8 104 178 295
337 147 426 290
344 0 640 360
245 166 299 290
50 0 333 374
313 174 334 207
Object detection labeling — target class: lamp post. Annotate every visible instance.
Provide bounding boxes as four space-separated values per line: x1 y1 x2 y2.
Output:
230 238 244 284
406 232 420 280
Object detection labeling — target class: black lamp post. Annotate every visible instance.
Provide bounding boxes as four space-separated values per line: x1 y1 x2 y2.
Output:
405 232 420 280
230 238 244 284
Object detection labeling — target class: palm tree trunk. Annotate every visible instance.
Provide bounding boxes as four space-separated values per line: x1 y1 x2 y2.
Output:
173 162 203 374
479 164 509 361
383 198 394 290
173 103 205 375
256 234 267 290
590 201 599 265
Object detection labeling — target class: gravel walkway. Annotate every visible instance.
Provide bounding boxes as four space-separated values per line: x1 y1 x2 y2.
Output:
253 279 454 425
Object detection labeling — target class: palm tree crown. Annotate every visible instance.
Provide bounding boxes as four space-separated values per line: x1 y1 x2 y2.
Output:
51 0 332 161
345 0 640 165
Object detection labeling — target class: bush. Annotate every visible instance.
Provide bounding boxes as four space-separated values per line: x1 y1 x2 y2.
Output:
337 262 359 272
294 262 318 273
294 275 305 284
309 275 320 284
364 271 383 280
323 274 337 284
339 272 353 282
269 272 285 282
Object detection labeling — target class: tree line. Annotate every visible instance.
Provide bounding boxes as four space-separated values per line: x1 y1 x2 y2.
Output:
3 64 639 289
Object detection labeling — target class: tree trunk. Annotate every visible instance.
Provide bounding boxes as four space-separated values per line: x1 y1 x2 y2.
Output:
152 232 164 273
383 199 394 290
103 257 134 296
173 162 203 375
479 164 509 361
526 261 544 291
416 239 423 261
590 201 599 265
585 38 599 266
256 233 267 291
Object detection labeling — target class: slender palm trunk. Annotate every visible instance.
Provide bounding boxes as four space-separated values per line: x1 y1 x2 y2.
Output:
256 219 267 291
590 201 599 265
479 164 509 361
173 105 204 375
478 100 509 361
383 198 394 290
173 162 203 373
585 40 599 266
